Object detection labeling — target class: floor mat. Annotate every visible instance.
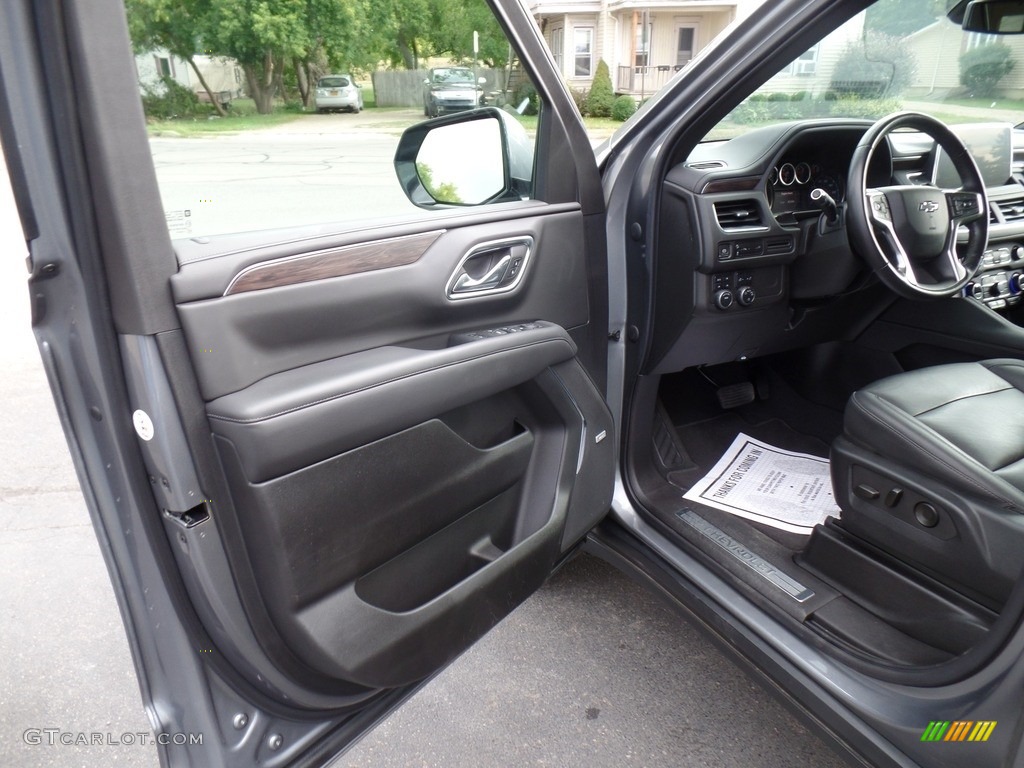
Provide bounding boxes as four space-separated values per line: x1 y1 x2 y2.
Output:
668 413 829 491
681 432 840 534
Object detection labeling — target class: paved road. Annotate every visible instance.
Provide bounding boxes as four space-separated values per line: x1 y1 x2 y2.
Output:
0 125 850 767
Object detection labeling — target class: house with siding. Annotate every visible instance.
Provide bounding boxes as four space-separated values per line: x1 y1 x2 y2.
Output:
757 12 864 96
906 20 1024 99
135 48 245 101
528 1 863 98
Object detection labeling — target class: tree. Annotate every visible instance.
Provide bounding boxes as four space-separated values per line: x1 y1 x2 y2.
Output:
293 0 371 109
865 0 944 37
362 0 432 69
960 42 1016 97
428 0 509 67
830 33 917 99
586 60 614 118
363 0 508 70
125 0 228 117
202 0 310 113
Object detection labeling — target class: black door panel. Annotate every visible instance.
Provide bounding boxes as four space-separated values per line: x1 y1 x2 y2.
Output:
205 321 576 482
166 206 613 692
210 349 607 689
173 206 589 400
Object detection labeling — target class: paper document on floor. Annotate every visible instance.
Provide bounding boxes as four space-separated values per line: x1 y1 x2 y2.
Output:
682 433 841 534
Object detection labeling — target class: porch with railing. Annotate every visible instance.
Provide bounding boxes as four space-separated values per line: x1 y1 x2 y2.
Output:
616 64 682 96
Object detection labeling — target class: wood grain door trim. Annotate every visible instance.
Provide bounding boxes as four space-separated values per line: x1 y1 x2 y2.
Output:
223 230 445 295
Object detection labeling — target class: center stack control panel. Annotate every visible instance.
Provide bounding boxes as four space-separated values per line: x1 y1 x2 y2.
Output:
964 244 1024 310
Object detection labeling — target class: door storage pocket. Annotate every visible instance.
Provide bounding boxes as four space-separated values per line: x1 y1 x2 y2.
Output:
355 486 522 613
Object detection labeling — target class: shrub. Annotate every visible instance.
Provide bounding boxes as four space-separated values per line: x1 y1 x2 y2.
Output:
586 60 614 118
512 81 539 116
611 94 637 121
828 96 901 119
830 33 916 98
724 95 901 125
960 42 1016 97
141 76 210 119
567 85 589 116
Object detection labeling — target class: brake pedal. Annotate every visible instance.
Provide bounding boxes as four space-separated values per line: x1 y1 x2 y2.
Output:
716 382 756 409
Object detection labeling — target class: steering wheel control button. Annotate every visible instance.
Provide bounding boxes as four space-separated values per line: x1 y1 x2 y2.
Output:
855 484 880 501
870 194 892 222
950 194 980 218
713 289 734 310
884 488 904 508
914 502 940 528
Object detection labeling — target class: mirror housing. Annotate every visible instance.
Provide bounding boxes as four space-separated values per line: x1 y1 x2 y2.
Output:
394 107 534 207
951 0 1024 33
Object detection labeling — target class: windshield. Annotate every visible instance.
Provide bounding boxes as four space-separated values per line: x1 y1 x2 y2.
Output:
707 4 1024 141
432 68 475 84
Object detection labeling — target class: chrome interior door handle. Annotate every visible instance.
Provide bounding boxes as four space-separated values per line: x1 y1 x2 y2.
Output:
451 254 511 294
446 237 534 300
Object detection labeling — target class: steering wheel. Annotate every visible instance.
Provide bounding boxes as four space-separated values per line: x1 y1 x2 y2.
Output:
847 112 988 299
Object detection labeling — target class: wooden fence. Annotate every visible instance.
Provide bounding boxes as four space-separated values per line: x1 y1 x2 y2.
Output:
371 68 509 108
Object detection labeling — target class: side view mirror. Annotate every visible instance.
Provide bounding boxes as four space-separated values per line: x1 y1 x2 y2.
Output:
478 77 487 85
393 107 534 207
423 79 430 86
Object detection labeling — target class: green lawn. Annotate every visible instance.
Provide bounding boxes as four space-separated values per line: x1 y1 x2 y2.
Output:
930 97 1024 111
147 111 303 137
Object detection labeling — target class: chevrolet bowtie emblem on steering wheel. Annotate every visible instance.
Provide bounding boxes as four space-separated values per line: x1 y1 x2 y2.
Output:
919 201 940 213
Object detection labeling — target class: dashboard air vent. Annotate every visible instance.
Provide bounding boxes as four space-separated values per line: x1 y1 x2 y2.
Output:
994 195 1024 224
714 199 764 230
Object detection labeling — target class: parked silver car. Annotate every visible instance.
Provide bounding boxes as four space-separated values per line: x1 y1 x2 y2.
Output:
315 74 362 113
423 67 484 118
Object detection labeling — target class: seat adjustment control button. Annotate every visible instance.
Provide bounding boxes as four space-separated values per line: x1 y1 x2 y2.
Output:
914 502 939 528
854 483 880 501
884 488 903 507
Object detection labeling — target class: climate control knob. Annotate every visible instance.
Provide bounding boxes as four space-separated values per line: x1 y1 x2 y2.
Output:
713 289 734 310
737 286 756 306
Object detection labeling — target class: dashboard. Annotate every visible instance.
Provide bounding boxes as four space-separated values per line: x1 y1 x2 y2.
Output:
645 118 1024 375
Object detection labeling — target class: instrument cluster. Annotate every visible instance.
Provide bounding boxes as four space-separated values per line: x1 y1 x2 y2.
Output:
768 160 843 215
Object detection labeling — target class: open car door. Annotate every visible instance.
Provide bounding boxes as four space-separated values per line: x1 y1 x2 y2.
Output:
0 0 613 764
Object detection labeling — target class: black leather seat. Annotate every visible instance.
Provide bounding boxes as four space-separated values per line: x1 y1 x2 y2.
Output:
831 359 1024 605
